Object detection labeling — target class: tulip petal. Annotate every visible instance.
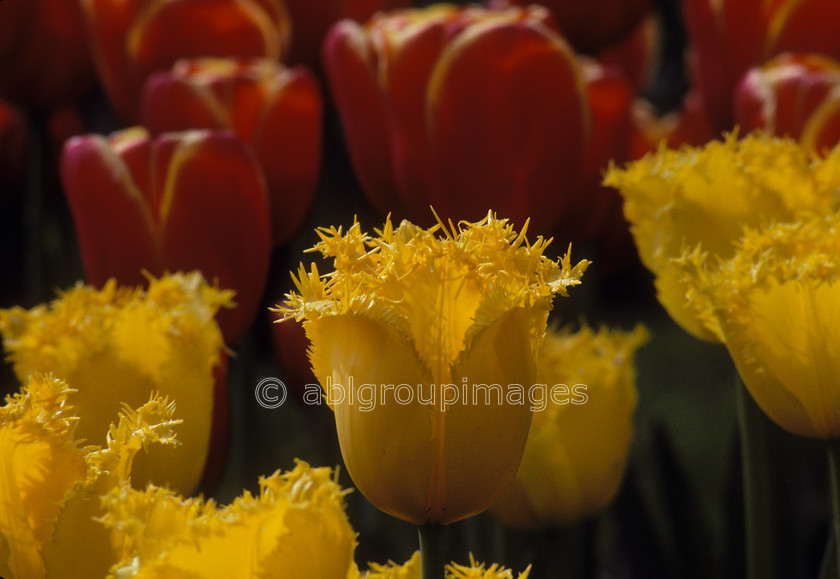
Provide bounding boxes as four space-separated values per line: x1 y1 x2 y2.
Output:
323 20 402 216
61 134 160 288
427 19 588 232
159 131 271 343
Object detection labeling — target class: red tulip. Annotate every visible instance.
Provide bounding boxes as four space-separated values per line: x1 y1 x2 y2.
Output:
80 0 291 121
282 0 411 70
494 0 653 54
0 0 95 109
323 4 589 234
141 58 322 246
735 52 840 152
60 128 271 343
684 0 840 132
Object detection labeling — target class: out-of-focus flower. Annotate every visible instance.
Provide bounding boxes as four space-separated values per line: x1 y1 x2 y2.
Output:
0 0 95 109
141 57 322 247
358 551 531 579
100 460 357 578
323 4 589 234
735 52 840 152
495 0 653 55
492 325 647 529
60 127 270 343
0 272 231 494
684 0 840 131
596 13 658 94
282 0 411 70
680 213 840 438
80 0 291 121
277 212 589 525
628 91 719 158
604 134 839 341
0 373 180 579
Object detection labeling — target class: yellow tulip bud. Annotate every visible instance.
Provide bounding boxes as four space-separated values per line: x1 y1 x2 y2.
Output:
492 325 647 529
680 213 840 438
0 271 232 494
604 134 840 341
277 212 589 525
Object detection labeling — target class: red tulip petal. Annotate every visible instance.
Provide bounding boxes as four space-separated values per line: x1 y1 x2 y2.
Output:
159 131 271 342
141 71 225 134
427 20 588 233
60 133 160 287
253 67 323 246
323 20 401 216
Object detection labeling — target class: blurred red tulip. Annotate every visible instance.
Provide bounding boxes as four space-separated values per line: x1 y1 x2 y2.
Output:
0 0 96 109
684 0 840 132
495 0 653 54
60 127 271 343
735 52 840 152
597 13 659 95
282 0 411 70
628 91 718 159
141 58 322 246
323 4 589 234
80 0 291 121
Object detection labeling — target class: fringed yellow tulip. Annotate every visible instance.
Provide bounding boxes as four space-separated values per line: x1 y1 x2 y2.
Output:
492 325 646 529
277 212 589 525
359 551 531 579
100 461 357 578
604 134 840 341
680 213 840 438
0 373 181 579
0 271 231 494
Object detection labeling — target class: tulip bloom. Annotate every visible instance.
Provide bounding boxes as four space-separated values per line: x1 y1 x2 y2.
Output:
680 214 840 439
60 127 271 343
360 551 532 578
100 461 357 578
323 4 589 234
277 212 589 525
80 0 291 120
141 58 322 246
0 0 95 108
0 272 231 495
497 0 653 54
735 53 840 152
0 374 181 578
684 0 840 131
492 325 646 529
603 134 839 341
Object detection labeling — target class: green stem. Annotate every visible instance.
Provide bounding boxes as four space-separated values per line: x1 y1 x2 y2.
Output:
827 442 840 579
736 374 775 579
418 524 447 579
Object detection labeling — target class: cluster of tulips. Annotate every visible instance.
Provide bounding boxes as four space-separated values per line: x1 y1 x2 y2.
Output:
4 0 840 577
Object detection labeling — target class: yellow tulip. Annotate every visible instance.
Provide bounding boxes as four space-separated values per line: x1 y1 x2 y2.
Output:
603 133 840 341
0 373 181 579
277 212 589 525
100 461 357 578
491 325 647 529
680 213 840 438
0 271 232 494
359 551 531 579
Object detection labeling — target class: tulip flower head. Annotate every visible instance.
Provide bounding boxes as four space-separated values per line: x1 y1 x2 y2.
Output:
359 551 531 579
141 57 323 247
277 212 589 525
492 324 647 529
0 271 231 495
60 127 271 343
323 4 589 233
604 133 840 341
100 461 357 578
0 374 181 579
680 213 840 439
